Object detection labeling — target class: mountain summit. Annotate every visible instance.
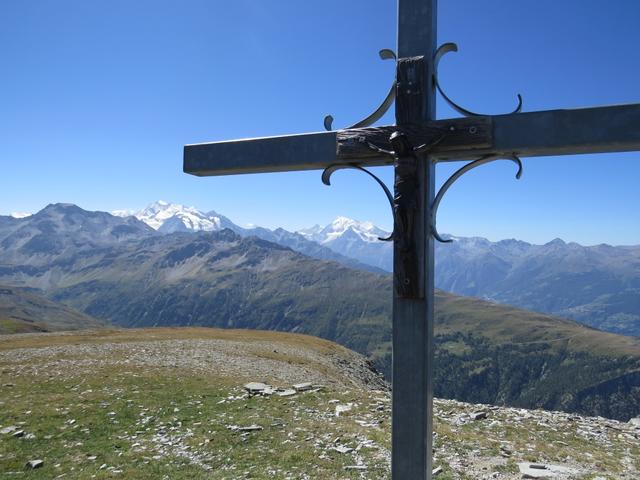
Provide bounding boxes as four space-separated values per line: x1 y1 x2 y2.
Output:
299 216 391 244
299 216 393 271
112 201 237 234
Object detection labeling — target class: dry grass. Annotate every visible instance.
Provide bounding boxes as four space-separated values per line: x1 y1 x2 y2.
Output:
0 327 347 354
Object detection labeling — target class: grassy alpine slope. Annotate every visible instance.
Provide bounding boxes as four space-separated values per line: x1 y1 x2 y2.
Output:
0 286 104 334
1 328 638 479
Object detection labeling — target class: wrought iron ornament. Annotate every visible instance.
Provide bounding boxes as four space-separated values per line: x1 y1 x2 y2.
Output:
431 154 523 242
433 43 522 117
321 43 525 246
321 164 394 241
324 49 397 131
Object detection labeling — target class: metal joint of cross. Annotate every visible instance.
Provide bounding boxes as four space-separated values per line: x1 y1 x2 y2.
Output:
182 1 640 478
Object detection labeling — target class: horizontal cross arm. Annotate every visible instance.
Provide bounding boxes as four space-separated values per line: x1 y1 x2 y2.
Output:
337 103 640 162
183 117 490 176
488 103 640 160
184 132 340 177
184 103 640 177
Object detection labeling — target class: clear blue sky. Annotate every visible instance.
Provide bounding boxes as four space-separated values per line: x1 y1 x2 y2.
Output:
1 0 639 245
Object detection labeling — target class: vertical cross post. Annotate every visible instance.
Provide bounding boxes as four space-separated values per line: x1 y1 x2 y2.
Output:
392 0 436 479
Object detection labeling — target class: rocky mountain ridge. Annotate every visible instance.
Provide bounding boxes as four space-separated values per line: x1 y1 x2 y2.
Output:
105 200 640 336
110 201 383 273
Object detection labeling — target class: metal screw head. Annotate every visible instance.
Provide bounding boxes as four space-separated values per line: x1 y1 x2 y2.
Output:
469 126 478 134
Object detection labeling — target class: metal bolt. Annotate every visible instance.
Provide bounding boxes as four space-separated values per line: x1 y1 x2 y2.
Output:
469 126 478 134
449 125 455 132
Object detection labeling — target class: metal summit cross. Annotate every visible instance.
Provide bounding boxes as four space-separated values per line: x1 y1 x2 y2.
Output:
183 1 640 478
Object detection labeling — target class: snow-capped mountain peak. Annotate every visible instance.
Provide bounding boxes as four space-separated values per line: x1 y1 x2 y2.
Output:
111 209 135 218
297 216 393 270
112 201 224 233
299 216 390 244
10 212 32 219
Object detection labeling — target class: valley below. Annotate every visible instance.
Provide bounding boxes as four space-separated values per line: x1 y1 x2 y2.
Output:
1 328 639 479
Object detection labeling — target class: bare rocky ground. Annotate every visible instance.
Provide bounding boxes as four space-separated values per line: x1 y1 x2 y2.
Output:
0 328 638 479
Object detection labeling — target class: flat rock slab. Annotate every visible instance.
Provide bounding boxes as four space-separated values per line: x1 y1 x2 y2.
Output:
292 382 313 392
518 462 582 478
471 410 488 420
0 426 18 435
335 403 353 417
244 382 269 394
276 389 297 397
332 445 354 454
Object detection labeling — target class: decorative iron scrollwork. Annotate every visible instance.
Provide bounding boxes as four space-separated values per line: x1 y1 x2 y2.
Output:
321 163 394 241
322 131 446 245
434 43 523 117
431 154 523 243
322 43 526 249
324 49 397 131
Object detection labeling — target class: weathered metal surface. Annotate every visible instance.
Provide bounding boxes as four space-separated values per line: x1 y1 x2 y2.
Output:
488 103 640 159
392 2 437 477
183 117 491 177
184 131 339 177
339 103 640 162
336 117 492 160
184 103 640 177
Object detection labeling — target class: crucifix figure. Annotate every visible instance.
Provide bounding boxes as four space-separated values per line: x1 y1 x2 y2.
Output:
183 1 640 478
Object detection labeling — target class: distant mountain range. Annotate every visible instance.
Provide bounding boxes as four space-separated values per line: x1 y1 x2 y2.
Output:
112 201 385 274
2 202 640 420
106 201 640 336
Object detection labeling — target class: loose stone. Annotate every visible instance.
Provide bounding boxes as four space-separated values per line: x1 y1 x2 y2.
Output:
26 459 44 469
471 410 488 421
292 382 313 392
